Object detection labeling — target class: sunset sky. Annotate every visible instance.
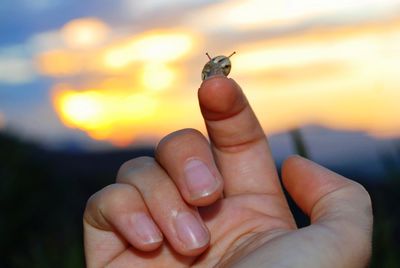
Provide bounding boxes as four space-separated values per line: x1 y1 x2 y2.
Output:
0 0 399 149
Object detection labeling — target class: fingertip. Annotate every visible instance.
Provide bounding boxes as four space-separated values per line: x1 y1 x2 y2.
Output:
182 157 224 207
198 76 247 121
139 240 164 252
281 155 308 185
122 212 164 251
178 243 210 257
282 154 304 169
282 154 341 185
155 128 224 207
186 179 224 207
173 211 210 255
281 155 355 218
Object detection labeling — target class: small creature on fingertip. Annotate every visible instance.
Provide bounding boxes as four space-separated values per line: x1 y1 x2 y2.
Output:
201 52 236 81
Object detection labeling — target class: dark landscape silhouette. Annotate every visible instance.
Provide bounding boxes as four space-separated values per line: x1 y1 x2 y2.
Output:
1 127 399 267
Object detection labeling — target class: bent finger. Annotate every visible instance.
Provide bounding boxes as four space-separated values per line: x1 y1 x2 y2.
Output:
83 184 163 267
117 156 210 256
156 128 223 206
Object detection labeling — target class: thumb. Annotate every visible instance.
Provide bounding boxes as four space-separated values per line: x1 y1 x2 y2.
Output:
282 155 372 225
282 155 373 262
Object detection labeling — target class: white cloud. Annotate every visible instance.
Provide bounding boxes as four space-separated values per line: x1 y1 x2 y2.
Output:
0 56 36 84
27 30 64 53
186 0 400 32
122 0 189 12
0 45 37 84
0 30 64 84
121 0 209 18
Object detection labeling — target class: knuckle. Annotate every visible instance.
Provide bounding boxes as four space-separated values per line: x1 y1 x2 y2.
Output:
84 184 138 227
117 156 157 180
84 192 99 215
350 182 373 223
85 185 118 210
83 184 121 220
142 177 172 200
102 184 133 208
342 181 373 238
156 128 205 153
116 157 170 200
282 155 304 170
349 181 372 207
100 184 140 216
89 184 130 210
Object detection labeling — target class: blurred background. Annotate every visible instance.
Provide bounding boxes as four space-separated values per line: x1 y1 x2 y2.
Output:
0 0 399 267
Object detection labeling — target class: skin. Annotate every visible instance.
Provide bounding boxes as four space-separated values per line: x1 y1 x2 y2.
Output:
83 76 373 268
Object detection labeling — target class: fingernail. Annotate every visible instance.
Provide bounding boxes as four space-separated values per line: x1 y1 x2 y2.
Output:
175 211 209 249
132 213 162 244
184 159 219 199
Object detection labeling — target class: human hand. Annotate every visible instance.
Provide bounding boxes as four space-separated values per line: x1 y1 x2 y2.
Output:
83 76 373 267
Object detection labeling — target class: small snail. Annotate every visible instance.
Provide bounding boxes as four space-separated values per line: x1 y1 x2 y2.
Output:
201 52 236 81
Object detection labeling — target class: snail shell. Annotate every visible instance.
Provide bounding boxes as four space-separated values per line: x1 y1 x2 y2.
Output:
201 52 235 81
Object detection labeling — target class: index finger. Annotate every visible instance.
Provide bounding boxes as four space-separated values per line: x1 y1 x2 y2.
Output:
198 76 282 197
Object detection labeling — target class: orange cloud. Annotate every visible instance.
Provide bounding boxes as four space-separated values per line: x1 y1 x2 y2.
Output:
234 18 400 138
187 0 400 31
36 50 83 76
46 15 400 146
35 27 197 78
51 82 204 146
102 30 196 69
52 84 160 146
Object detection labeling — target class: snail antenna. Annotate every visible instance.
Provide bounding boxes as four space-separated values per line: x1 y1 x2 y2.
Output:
228 51 236 58
206 52 212 60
